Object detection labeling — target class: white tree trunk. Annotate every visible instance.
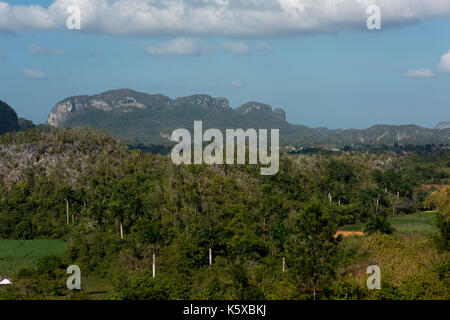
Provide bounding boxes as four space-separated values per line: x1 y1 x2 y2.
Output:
313 271 317 300
209 247 212 266
120 222 123 239
66 199 69 225
152 253 156 278
282 257 286 272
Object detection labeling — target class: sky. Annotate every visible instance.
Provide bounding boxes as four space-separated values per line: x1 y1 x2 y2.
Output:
0 0 450 129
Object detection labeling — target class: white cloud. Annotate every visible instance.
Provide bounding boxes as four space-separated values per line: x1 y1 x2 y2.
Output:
257 42 272 52
145 38 252 56
27 43 68 55
0 1 56 32
145 38 210 56
438 50 450 74
219 42 250 55
403 69 436 78
2 0 450 37
19 68 47 79
231 80 244 87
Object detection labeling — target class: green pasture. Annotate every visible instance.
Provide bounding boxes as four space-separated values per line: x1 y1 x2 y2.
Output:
0 239 66 275
341 211 439 234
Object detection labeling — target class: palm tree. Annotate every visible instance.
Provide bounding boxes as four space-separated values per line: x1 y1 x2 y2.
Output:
138 222 165 277
108 199 125 239
61 186 75 225
199 226 220 266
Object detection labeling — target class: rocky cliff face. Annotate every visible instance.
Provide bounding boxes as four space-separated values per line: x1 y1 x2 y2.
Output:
47 96 90 127
171 95 230 109
236 102 286 120
45 89 449 147
436 122 450 130
47 89 235 127
236 102 273 114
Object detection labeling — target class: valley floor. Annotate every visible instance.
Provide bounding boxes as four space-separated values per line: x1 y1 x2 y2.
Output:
1 211 447 300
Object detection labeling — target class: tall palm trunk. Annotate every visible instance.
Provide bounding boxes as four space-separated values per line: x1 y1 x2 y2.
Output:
66 199 69 225
313 271 317 300
152 252 156 278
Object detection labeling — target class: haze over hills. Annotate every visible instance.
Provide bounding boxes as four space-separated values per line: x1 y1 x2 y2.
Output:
436 122 450 130
46 89 450 147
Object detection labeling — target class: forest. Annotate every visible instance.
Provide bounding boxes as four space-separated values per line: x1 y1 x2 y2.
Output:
0 127 449 300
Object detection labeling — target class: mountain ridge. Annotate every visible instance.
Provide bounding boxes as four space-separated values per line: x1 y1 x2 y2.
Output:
46 89 450 147
48 89 237 127
436 122 450 130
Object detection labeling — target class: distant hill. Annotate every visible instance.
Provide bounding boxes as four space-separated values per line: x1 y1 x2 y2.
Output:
436 122 450 130
47 89 450 147
0 100 35 135
0 100 19 135
326 124 449 146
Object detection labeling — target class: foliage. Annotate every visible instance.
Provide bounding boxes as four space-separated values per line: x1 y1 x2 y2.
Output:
361 234 449 300
0 127 448 300
3 256 69 299
364 213 395 235
426 187 450 250
286 200 340 299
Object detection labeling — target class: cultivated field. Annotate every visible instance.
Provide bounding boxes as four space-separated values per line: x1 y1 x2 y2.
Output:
0 240 66 275
340 212 438 234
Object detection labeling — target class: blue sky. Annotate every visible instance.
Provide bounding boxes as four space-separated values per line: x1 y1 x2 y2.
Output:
0 0 450 129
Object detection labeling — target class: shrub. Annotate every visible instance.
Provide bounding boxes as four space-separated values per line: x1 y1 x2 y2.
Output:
364 214 394 235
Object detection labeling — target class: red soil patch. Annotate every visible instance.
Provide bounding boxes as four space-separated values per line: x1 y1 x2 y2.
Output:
334 231 365 238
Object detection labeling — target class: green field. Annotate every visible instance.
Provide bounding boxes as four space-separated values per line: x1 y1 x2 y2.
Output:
388 212 438 233
0 240 66 275
0 239 115 299
341 211 439 234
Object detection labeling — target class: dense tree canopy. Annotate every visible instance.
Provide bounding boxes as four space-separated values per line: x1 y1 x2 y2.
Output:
0 128 448 300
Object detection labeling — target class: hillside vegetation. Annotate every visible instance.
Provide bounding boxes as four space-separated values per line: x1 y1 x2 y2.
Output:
0 127 448 300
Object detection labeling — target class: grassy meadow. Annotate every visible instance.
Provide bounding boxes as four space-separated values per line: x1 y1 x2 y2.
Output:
0 240 66 275
340 211 438 234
